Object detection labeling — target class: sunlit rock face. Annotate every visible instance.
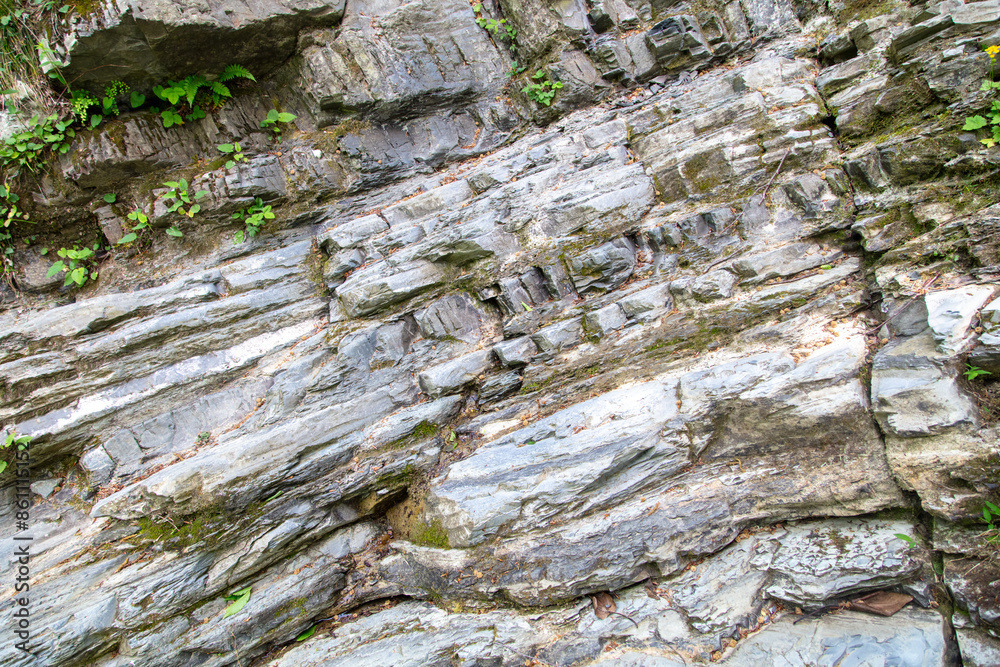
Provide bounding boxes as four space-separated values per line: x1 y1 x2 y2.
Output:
2 0 1000 665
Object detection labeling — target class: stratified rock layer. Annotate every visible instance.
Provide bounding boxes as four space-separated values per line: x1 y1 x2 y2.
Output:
2 0 1000 665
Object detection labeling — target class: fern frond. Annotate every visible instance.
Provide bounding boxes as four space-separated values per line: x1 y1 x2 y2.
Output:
182 75 208 106
219 64 256 83
209 81 231 99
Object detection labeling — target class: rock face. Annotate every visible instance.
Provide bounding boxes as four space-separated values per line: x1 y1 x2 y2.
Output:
3 0 1000 665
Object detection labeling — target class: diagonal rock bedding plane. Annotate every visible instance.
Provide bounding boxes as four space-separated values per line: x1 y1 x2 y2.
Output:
1 0 999 664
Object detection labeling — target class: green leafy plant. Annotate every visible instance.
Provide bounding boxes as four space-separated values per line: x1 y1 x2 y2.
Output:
0 113 76 172
964 364 992 381
158 179 209 237
964 46 1000 147
0 182 30 283
116 208 149 245
472 3 518 61
232 197 274 244
522 70 563 107
260 109 296 142
893 533 916 547
0 2 66 113
0 432 31 474
296 626 316 641
152 65 256 129
0 182 30 229
217 141 245 170
46 243 100 287
222 586 252 618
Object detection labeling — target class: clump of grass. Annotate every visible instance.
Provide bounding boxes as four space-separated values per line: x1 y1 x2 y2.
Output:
0 0 66 116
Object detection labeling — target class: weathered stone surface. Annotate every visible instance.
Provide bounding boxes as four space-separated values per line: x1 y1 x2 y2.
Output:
335 260 445 317
62 0 348 89
761 518 925 608
722 607 949 666
418 349 494 398
9 2 1000 664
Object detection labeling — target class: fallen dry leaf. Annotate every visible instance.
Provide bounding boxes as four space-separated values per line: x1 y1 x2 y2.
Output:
851 591 912 617
592 592 616 620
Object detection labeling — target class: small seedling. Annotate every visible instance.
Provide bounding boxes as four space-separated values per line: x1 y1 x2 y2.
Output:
964 364 992 381
217 141 245 169
522 70 563 107
893 533 916 547
161 178 209 219
0 432 31 474
46 244 100 287
261 109 296 142
232 197 275 243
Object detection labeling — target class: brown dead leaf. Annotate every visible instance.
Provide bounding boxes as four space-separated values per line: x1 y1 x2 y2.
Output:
592 592 617 619
644 580 661 599
851 591 912 617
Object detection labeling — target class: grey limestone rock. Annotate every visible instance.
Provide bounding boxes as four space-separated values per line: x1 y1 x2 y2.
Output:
722 607 949 666
62 1 347 89
567 237 637 294
336 260 445 317
418 349 494 398
583 303 628 337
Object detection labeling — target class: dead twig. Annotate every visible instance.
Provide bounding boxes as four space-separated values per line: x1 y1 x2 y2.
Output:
865 273 939 335
728 148 792 235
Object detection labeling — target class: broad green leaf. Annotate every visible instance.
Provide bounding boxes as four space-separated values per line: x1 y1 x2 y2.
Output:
70 266 86 285
166 226 183 237
103 193 116 203
234 230 245 244
46 260 64 277
296 626 316 641
225 160 235 170
277 112 296 123
223 587 252 618
188 204 201 215
218 143 234 153
265 109 280 123
130 91 145 108
90 114 102 128
194 190 209 199
0 461 7 474
964 115 989 131
117 233 137 244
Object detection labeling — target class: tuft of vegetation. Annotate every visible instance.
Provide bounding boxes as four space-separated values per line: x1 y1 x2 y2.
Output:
964 46 1000 147
1 113 75 172
152 65 255 128
160 178 209 235
984 500 999 547
412 518 450 549
472 3 521 73
522 70 563 107
217 141 245 170
964 364 992 381
0 431 31 474
231 197 274 244
260 108 296 142
46 242 100 287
